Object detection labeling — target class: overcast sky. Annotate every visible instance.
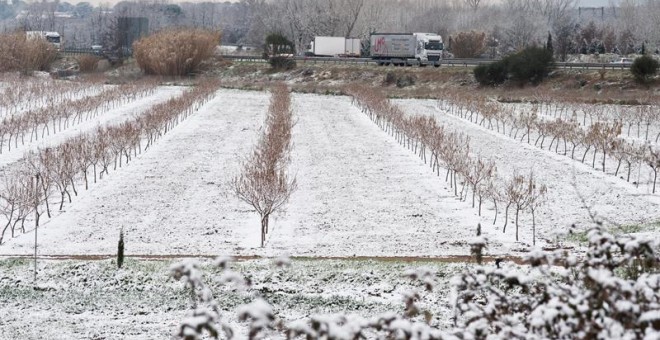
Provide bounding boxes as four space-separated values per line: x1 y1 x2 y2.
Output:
578 0 620 6
68 0 621 10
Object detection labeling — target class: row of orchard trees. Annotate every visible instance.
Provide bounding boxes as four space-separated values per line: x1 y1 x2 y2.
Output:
232 83 296 248
440 91 660 194
0 75 103 117
0 81 158 154
345 85 547 245
0 79 221 244
530 91 660 142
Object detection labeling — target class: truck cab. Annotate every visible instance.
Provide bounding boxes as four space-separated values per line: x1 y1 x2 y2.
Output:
414 33 443 67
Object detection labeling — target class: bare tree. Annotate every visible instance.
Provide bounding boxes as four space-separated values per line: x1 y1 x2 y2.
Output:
464 0 482 11
0 174 19 244
233 84 296 247
525 172 547 246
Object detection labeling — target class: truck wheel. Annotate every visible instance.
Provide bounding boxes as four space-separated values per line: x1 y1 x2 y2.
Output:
434 64 440 68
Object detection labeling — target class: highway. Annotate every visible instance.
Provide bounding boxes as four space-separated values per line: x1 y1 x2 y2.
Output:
60 48 633 71
221 54 632 70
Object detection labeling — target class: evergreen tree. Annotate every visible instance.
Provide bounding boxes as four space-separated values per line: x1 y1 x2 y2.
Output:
546 32 554 55
117 228 125 269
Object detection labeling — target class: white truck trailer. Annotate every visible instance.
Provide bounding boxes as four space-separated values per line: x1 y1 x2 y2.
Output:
309 36 361 57
26 31 62 50
370 32 443 67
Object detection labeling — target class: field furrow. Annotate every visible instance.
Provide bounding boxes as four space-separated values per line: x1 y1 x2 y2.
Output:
267 93 486 256
396 98 660 243
0 89 266 255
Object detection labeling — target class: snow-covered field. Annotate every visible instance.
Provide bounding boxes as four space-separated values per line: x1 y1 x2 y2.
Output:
0 257 457 339
1 89 658 257
395 99 660 239
1 85 659 339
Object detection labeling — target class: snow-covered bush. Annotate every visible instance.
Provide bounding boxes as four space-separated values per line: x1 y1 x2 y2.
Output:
453 225 659 339
171 226 659 339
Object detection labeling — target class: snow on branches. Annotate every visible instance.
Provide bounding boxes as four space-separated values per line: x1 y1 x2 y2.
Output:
170 227 658 339
451 226 659 339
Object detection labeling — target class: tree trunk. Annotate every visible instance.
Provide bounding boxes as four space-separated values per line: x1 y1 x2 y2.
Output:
41 183 51 218
478 196 482 216
59 191 66 210
615 159 622 176
84 170 88 190
532 209 536 246
515 207 520 241
592 149 597 168
493 199 498 225
582 146 591 163
0 207 14 244
260 214 269 248
503 203 511 233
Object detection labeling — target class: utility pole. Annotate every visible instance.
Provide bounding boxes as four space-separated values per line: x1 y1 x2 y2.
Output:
33 173 39 285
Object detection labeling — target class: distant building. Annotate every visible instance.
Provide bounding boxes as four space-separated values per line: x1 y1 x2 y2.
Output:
117 17 148 54
577 6 618 22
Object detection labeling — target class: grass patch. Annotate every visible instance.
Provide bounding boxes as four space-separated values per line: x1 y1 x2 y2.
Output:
0 257 31 269
566 222 660 244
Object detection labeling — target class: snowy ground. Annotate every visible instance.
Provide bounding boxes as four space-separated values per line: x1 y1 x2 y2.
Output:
395 98 660 242
1 88 659 339
1 90 658 257
0 257 457 339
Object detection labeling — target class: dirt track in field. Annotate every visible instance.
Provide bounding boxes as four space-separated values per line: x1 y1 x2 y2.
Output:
0 253 565 265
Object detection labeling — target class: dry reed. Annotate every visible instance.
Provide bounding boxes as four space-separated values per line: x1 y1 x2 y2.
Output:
0 32 58 75
77 55 101 73
133 28 220 76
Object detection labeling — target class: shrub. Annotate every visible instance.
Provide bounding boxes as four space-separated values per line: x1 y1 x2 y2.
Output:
133 28 220 76
264 33 296 71
0 32 57 75
630 55 659 83
268 56 296 71
383 72 415 87
474 46 553 86
383 71 397 85
505 46 554 85
396 74 415 88
77 54 101 73
263 33 295 58
451 31 487 58
473 61 507 86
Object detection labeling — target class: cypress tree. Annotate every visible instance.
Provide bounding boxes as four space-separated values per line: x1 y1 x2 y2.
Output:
118 228 125 269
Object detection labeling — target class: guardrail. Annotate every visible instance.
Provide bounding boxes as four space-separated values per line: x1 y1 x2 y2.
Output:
60 48 99 56
222 54 633 70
